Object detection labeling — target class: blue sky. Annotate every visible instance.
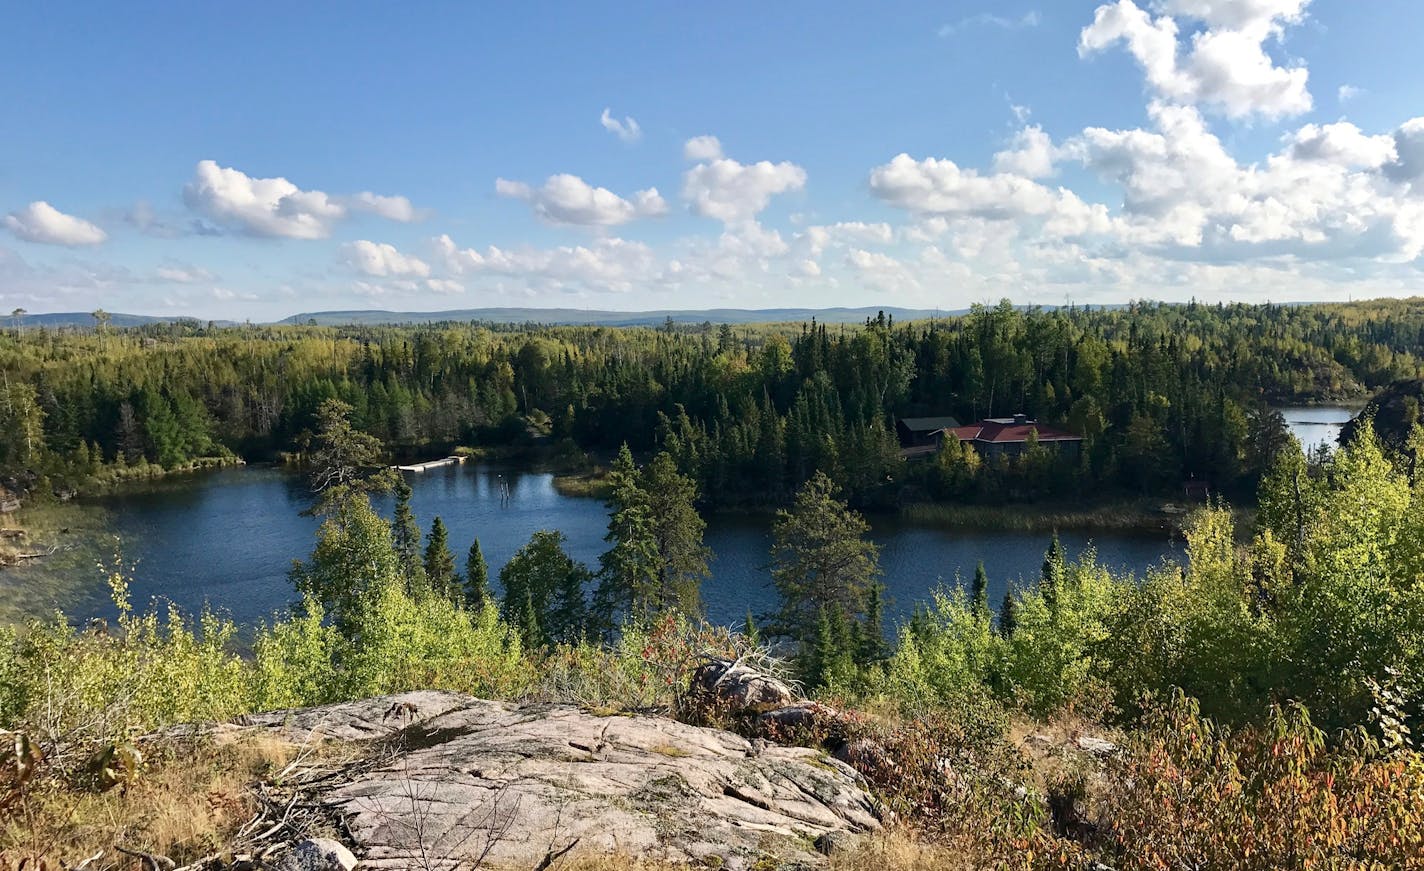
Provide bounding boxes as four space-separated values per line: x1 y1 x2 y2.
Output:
3 1 1424 319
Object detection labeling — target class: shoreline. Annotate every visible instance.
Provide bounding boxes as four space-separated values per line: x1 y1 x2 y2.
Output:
897 498 1257 540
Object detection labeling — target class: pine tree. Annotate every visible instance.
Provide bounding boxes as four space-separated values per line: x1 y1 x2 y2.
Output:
859 580 885 664
464 538 490 609
769 471 880 643
500 530 590 646
423 517 457 600
999 588 1018 637
595 445 709 625
743 608 760 646
304 398 395 513
971 561 990 621
642 451 710 616
391 477 425 592
1041 532 1065 611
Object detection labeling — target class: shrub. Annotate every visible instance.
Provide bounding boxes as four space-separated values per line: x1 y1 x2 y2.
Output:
1102 693 1424 869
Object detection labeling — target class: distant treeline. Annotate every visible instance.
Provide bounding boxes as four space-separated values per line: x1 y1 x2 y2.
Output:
3 297 1423 504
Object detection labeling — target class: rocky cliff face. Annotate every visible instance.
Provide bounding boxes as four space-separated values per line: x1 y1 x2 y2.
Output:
237 690 879 870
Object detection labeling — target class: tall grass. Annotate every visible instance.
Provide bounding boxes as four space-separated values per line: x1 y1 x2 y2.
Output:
900 499 1182 534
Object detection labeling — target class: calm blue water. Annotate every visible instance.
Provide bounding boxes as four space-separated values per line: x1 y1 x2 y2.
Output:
11 464 1180 631
1277 406 1356 455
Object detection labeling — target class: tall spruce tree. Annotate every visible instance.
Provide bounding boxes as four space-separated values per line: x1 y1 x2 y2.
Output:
500 530 590 646
1041 532 1065 611
595 445 710 625
859 580 885 664
464 538 490 609
391 477 425 592
999 588 1019 637
423 517 457 600
971 560 990 620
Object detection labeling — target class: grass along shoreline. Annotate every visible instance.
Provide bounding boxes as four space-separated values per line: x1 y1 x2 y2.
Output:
898 498 1254 535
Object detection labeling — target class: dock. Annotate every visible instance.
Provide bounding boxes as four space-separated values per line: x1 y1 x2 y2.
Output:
395 456 466 473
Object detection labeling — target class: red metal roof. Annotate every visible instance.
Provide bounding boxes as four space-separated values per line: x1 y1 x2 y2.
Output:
948 420 1082 444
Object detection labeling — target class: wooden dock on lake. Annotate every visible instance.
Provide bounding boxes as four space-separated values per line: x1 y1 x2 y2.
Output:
394 456 466 473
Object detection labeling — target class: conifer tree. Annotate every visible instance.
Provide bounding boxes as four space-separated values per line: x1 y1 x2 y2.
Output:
595 445 709 625
500 530 590 646
304 398 395 513
769 471 880 643
743 608 760 646
859 580 885 664
1041 533 1065 611
464 538 490 609
391 477 425 592
423 517 457 600
999 588 1018 637
971 560 990 621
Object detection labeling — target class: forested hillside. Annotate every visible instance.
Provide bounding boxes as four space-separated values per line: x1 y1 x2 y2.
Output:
3 298 1423 506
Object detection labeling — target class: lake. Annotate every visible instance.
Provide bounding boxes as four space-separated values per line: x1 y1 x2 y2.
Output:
1277 405 1357 455
6 463 1182 631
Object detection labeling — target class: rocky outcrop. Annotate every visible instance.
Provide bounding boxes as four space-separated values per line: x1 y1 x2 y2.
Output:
272 839 357 871
247 692 879 870
689 657 800 714
1341 379 1424 454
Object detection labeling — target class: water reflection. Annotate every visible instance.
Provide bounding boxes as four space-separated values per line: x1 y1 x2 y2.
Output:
10 463 1182 632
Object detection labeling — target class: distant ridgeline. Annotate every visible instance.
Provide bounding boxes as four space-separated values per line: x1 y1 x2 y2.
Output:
11 312 218 329
275 306 957 327
2 297 1423 508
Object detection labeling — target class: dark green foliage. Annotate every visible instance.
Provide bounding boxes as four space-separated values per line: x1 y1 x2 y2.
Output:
1041 533 1065 611
304 399 395 512
423 517 457 600
769 471 885 687
594 444 710 625
861 580 885 664
998 589 1018 637
6 298 1424 507
804 605 857 691
743 608 760 646
464 538 490 609
499 530 591 646
391 477 425 592
971 561 990 620
1342 379 1424 455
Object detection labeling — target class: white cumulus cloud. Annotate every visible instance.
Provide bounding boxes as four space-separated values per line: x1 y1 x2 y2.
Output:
3 201 107 246
496 174 667 226
1078 0 1312 119
1287 122 1395 169
345 192 421 222
993 125 1059 178
682 152 807 224
342 240 431 277
683 135 724 162
868 153 1107 239
433 233 659 294
182 160 417 239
